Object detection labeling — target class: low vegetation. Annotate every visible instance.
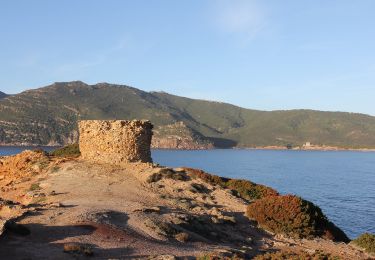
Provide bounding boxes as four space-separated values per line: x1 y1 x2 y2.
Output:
50 144 80 157
147 168 189 183
253 250 341 260
49 166 60 173
246 195 349 242
28 183 41 191
63 243 93 256
196 253 244 260
225 179 278 200
352 233 375 254
183 167 278 200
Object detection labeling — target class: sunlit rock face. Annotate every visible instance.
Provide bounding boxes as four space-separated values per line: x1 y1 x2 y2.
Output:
78 120 153 165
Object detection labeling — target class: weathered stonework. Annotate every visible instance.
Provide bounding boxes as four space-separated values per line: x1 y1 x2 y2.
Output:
78 120 153 165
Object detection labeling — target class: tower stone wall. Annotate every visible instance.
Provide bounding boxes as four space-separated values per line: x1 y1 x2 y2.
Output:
78 120 153 165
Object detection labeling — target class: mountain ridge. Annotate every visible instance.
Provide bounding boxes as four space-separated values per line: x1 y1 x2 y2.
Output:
0 91 7 99
1 81 375 149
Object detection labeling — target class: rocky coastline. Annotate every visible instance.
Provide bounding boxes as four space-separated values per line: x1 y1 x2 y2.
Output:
245 146 375 152
2 143 375 152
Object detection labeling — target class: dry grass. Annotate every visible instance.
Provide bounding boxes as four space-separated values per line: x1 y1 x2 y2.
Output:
49 166 60 173
28 183 41 191
352 233 375 254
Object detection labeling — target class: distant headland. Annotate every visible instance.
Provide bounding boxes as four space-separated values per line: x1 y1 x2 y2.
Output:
1 81 375 150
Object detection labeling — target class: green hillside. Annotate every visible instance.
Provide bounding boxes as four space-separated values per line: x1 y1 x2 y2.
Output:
1 81 375 148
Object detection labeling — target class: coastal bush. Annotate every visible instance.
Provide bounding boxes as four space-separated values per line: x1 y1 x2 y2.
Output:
147 168 189 183
253 250 341 260
183 167 278 200
246 195 349 242
184 167 227 186
225 179 278 200
352 233 375 254
50 144 80 157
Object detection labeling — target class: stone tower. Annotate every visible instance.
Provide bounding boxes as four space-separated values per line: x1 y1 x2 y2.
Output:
78 120 153 165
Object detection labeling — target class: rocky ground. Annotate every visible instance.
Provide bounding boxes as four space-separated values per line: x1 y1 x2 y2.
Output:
0 151 373 259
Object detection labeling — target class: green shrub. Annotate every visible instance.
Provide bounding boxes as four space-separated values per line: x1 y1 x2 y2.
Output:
50 144 80 157
246 195 349 242
183 167 278 200
352 233 375 254
29 183 41 191
226 179 278 200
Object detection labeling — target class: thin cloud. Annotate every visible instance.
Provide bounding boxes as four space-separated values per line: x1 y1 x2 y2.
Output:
213 0 267 42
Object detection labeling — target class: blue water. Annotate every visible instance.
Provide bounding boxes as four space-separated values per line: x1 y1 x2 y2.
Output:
0 146 56 156
152 149 375 239
1 147 374 239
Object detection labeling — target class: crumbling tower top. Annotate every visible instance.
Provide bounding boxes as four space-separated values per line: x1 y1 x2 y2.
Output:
78 120 153 165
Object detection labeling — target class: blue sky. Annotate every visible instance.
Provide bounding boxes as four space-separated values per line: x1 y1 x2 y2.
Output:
1 0 375 115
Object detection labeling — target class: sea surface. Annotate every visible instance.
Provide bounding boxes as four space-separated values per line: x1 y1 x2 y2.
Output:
0 146 56 155
1 147 374 239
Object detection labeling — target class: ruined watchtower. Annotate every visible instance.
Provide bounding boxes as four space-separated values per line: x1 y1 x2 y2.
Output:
78 120 153 165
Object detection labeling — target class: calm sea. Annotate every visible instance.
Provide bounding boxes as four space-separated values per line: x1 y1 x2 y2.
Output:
1 147 374 239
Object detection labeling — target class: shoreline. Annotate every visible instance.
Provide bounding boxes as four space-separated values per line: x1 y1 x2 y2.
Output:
1 144 375 152
242 146 375 152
